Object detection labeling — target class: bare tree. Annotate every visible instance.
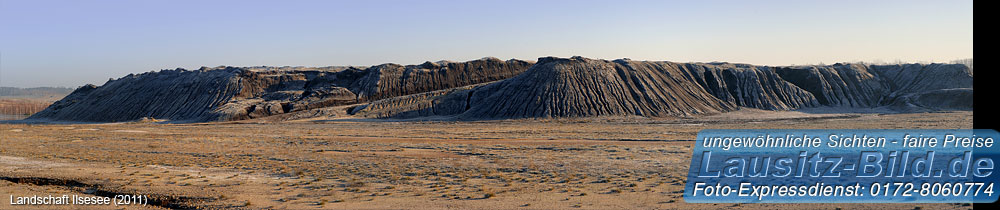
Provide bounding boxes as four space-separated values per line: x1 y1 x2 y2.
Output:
951 58 973 71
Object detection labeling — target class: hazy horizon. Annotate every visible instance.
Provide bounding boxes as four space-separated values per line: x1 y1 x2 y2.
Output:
1 0 973 88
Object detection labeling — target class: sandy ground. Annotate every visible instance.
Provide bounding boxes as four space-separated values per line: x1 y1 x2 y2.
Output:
0 110 978 209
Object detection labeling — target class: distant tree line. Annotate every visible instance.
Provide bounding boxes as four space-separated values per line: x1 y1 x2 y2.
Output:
950 58 973 71
810 58 974 69
0 86 73 97
0 99 51 115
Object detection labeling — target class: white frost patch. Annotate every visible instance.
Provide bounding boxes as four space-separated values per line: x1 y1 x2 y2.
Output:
0 156 73 169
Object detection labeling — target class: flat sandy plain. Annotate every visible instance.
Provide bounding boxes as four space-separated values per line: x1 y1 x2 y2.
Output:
0 109 975 209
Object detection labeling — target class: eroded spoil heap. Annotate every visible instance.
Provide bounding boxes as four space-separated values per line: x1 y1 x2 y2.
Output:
29 56 972 122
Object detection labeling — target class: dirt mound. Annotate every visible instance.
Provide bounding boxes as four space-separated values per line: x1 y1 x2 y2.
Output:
30 69 249 122
679 63 819 110
27 57 973 122
774 64 888 107
350 85 478 119
349 57 533 101
460 57 737 119
775 63 972 109
28 58 532 122
890 88 972 111
355 58 971 120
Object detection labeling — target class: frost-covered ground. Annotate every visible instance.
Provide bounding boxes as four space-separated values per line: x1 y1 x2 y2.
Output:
1 110 973 209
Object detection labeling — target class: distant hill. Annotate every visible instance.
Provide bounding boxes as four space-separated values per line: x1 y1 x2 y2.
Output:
0 87 72 117
0 87 74 100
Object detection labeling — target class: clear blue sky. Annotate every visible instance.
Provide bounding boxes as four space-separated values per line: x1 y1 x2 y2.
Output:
0 0 973 88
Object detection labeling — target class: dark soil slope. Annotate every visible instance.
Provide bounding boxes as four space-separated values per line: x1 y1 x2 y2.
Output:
349 57 533 101
775 63 972 109
460 57 737 119
28 58 532 122
679 63 819 110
